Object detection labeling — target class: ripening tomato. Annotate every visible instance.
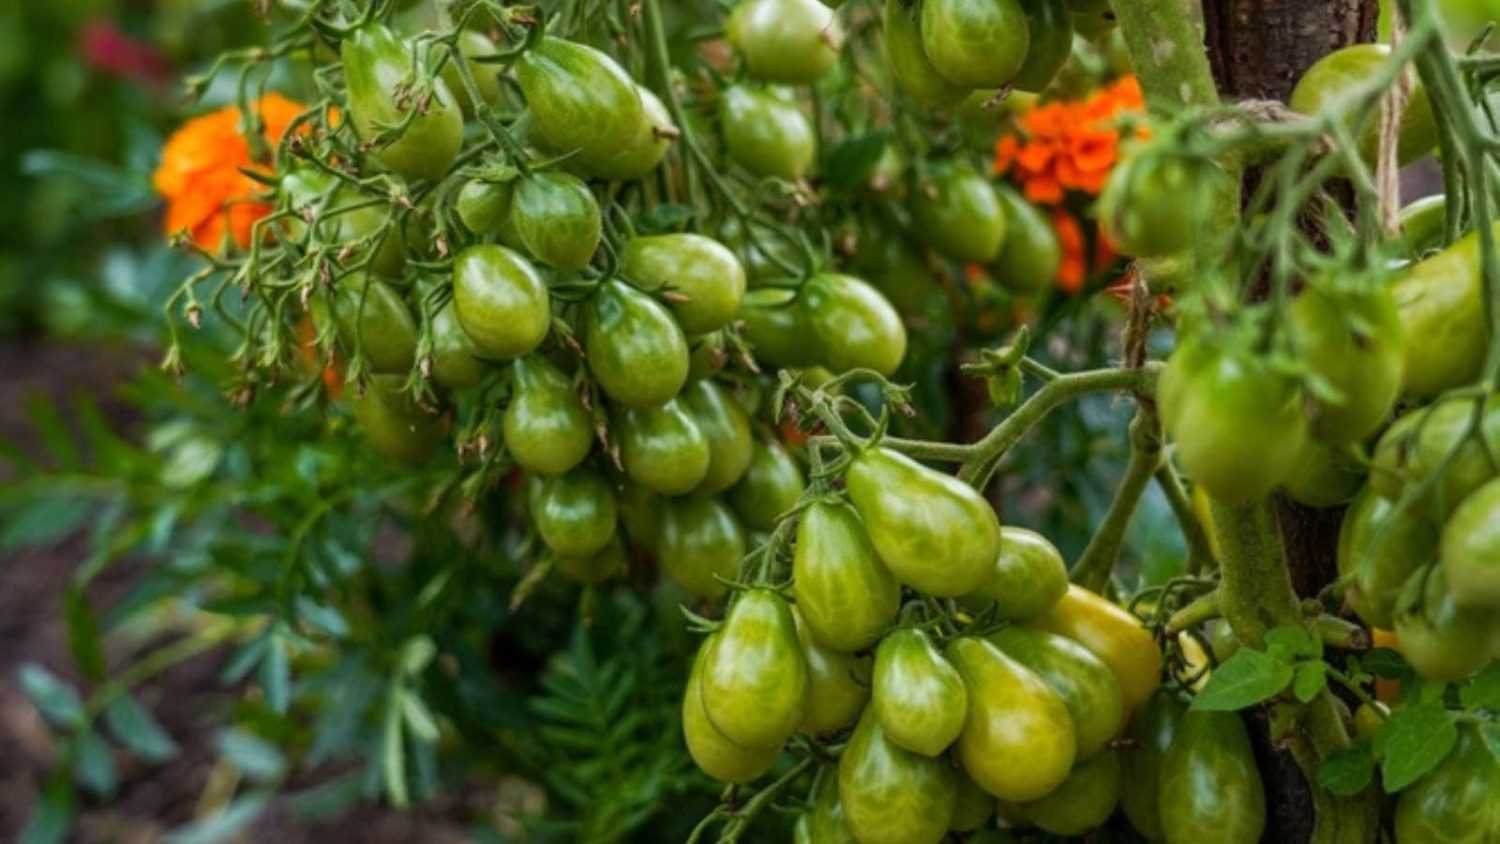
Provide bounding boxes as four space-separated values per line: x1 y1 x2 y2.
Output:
1392 224 1496 397
615 399 711 496
700 588 809 749
911 162 1007 263
988 626 1124 761
657 495 746 600
804 766 861 844
793 500 902 652
727 0 843 84
1289 283 1406 443
531 469 617 559
920 0 1030 88
793 607 870 735
737 288 820 369
514 38 653 180
332 272 418 374
555 536 626 584
510 171 601 271
280 169 405 278
1280 437 1366 509
1119 689 1188 841
1158 710 1266 844
721 85 817 181
350 374 443 463
1394 725 1500 843
1013 0 1074 93
801 273 908 376
1393 564 1500 682
503 355 593 476
428 296 488 389
1290 44 1438 167
1033 584 1162 716
1099 154 1230 259
452 245 551 360
622 234 747 335
839 707 958 844
963 526 1068 621
342 24 464 181
1442 477 1500 608
728 438 805 531
683 637 779 783
846 447 1000 597
872 628 969 756
883 0 966 108
1009 749 1122 836
1337 487 1436 630
680 379 754 494
585 280 689 408
989 184 1062 294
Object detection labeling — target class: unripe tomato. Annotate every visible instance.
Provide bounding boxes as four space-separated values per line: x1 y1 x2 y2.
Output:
456 179 525 248
737 288 820 369
845 447 1000 596
872 628 969 756
963 526 1068 621
717 216 805 285
281 169 405 278
920 0 1030 88
949 774 995 832
531 469 617 559
838 707 958 844
350 375 443 463
585 280 689 408
793 500 902 652
1337 487 1436 630
428 296 487 389
945 636 1076 802
333 273 418 374
804 766 861 844
510 171 601 271
727 0 843 85
439 31 504 117
1392 225 1495 397
1289 44 1438 167
793 607 870 735
728 438 805 531
606 85 675 180
657 495 746 600
503 355 593 476
1009 748 1122 836
1351 701 1387 741
721 85 817 181
1119 689 1187 841
616 482 662 554
1393 564 1500 682
1289 283 1406 443
615 399 711 496
988 626 1124 761
452 245 551 359
1033 585 1163 716
1013 0 1074 93
1158 710 1266 844
989 184 1062 294
622 234 747 335
1280 437 1366 509
801 273 907 376
555 536 625 584
681 379 754 494
883 0 966 108
1394 725 1500 843
851 233 938 315
683 637 779 783
341 24 464 181
514 38 652 180
701 588 809 749
1399 194 1447 258
1443 477 1500 608
1373 398 1500 520
1099 154 1230 259
911 162 1007 263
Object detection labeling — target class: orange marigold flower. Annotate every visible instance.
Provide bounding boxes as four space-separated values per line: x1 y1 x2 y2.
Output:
1024 175 1064 205
153 93 307 251
1051 209 1086 293
991 74 1146 205
993 135 1020 175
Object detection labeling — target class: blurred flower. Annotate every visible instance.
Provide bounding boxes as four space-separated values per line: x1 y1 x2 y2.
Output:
152 93 306 251
1052 209 1086 293
993 75 1146 204
78 19 171 88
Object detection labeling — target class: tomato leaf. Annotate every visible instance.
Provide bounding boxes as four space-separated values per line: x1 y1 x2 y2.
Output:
1380 701 1458 792
1264 624 1321 662
1292 661 1327 703
1460 662 1500 711
1318 744 1375 797
1361 648 1408 678
1190 648 1294 711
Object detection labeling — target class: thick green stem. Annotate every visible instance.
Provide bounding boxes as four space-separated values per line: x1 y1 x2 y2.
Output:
1155 463 1217 574
1072 406 1163 593
1111 0 1219 114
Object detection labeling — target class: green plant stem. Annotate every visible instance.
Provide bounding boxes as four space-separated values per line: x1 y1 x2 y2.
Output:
1110 0 1219 115
1072 406 1163 593
1166 588 1220 634
1154 462 1217 574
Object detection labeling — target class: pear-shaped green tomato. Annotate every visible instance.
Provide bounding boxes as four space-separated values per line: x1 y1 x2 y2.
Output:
1393 565 1500 682
622 234 748 335
1033 584 1163 716
1373 398 1500 521
1013 0 1073 93
838 708 957 844
727 0 843 85
801 274 907 376
793 607 870 735
963 526 1067 621
721 85 817 181
1009 748 1121 836
1289 283 1406 443
451 245 550 360
1098 154 1231 260
1393 224 1496 398
658 495 746 601
1290 44 1437 168
728 438 805 531
805 766 861 844
872 629 969 757
1158 710 1266 844
912 163 1007 263
503 355 592 475
845 447 1000 597
700 589 809 749
605 85 675 181
350 374 443 463
949 775 995 832
615 399 711 496
280 169 405 278
920 0 1030 88
455 179 524 248
514 38 651 180
1337 487 1435 629
341 24 464 181
1280 437 1366 509
793 501 902 652
1120 689 1188 842
737 287 819 369
531 469 617 559
1395 725 1500 844
510 171 601 271
989 184 1061 294
332 272 418 374
945 636 1075 802
555 536 626 584
585 281 690 408
439 30 505 117
617 482 662 554
683 638 780 783
988 626 1124 761
882 0 966 108
680 379 754 494
1443 477 1500 608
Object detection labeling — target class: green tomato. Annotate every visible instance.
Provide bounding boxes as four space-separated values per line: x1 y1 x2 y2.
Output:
1119 689 1188 841
350 374 443 463
721 85 817 181
728 438 805 531
622 233 748 334
1392 223 1497 397
912 162 1007 263
851 232 938 315
1394 564 1500 682
963 526 1069 621
988 626 1125 761
1009 749 1122 836
700 588 809 749
683 637 779 783
801 273 907 376
455 179 524 248
607 85 676 180
883 0 966 108
281 169 405 278
989 184 1062 294
737 287 820 369
846 447 1000 596
1013 0 1074 93
1099 154 1230 259
617 481 662 554
1443 476 1500 608
949 774 995 832
428 296 488 389
333 272 418 374
1289 283 1406 443
1033 585 1163 716
872 628 969 757
805 766 861 844
555 536 626 584
657 495 747 600
1399 193 1448 258
1289 44 1438 167
1280 437 1367 509
920 0 1030 88
510 171 601 271
681 379 754 494
441 30 505 117
531 469 617 559
1158 710 1266 844
1373 398 1500 520
341 23 464 181
718 216 806 284
727 0 843 85
585 280 690 408
793 607 870 735
945 636 1076 802
451 245 551 359
1395 725 1500 843
503 354 593 475
793 500 902 653
838 708 958 844
615 398 711 496
514 37 653 180
1337 487 1436 629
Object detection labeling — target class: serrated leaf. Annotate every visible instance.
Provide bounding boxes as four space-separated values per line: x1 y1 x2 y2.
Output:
216 729 286 783
1191 648 1294 711
18 664 84 728
163 791 270 844
1319 744 1376 797
63 586 104 684
71 729 117 797
1265 624 1321 661
103 694 178 762
1460 662 1500 711
1380 702 1458 792
1293 661 1328 703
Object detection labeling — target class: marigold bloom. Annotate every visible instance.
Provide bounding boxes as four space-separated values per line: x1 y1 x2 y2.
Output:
992 75 1146 207
1052 209 1087 293
153 93 306 250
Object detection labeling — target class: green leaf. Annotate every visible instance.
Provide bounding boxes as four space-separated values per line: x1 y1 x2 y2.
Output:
1191 649 1294 711
1318 744 1376 797
383 694 408 808
1460 662 1500 711
635 203 695 234
0 498 93 554
1362 648 1408 678
103 694 178 762
1293 661 1328 703
1480 722 1500 762
216 729 286 783
19 776 73 844
71 729 118 797
1380 702 1458 792
163 792 271 844
219 635 268 685
63 585 105 684
295 597 349 638
25 394 81 470
1265 624 1321 661
399 690 441 743
399 636 436 676
17 664 85 728
260 634 290 715
823 133 889 191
